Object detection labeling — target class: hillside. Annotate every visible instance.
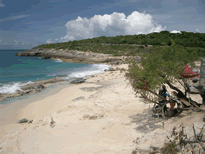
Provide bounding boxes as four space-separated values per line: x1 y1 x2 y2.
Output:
15 31 205 64
33 30 205 58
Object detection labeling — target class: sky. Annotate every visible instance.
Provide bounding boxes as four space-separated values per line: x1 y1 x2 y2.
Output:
0 0 204 49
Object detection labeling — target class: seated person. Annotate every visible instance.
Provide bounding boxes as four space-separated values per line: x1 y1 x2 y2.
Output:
158 85 170 105
154 85 170 113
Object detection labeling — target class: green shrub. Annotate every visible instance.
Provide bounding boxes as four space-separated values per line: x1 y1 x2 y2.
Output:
139 45 145 49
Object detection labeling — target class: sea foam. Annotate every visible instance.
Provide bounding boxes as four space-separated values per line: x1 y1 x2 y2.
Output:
0 81 33 94
54 59 63 62
64 64 111 79
0 63 110 94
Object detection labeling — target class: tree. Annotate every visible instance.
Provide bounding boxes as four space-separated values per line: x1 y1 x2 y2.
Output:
123 39 199 105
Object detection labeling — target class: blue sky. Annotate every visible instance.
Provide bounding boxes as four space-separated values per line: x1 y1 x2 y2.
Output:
0 0 204 49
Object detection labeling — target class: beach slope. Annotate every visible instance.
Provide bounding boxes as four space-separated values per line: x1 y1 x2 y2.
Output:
0 64 204 154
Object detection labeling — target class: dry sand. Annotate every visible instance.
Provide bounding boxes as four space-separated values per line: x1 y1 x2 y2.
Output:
0 64 204 154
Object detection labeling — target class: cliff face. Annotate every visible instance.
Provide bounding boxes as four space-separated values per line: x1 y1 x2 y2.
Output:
15 48 127 65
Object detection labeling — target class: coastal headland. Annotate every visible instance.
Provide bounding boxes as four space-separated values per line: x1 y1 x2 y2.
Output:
15 48 129 64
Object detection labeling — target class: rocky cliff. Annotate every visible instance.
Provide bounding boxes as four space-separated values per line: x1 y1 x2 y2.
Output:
15 48 128 65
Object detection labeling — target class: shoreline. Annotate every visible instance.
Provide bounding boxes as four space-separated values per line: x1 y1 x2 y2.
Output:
0 81 74 139
0 60 116 103
0 62 204 153
0 62 120 139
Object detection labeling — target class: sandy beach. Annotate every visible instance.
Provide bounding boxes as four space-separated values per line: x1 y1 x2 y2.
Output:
0 63 204 154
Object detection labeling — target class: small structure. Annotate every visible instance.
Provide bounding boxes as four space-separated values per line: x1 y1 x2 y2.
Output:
181 65 199 79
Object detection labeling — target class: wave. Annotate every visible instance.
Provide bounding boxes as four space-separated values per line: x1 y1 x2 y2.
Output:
64 64 111 79
54 59 63 62
0 81 33 94
0 63 110 94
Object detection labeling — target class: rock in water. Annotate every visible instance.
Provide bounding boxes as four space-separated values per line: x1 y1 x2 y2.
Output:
58 74 67 77
37 84 45 89
17 118 29 124
70 78 86 84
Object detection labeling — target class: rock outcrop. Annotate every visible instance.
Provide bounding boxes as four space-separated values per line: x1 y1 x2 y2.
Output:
17 118 33 124
0 78 65 102
15 48 126 65
70 78 86 84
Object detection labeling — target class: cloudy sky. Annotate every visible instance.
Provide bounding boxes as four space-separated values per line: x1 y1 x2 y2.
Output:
0 0 204 49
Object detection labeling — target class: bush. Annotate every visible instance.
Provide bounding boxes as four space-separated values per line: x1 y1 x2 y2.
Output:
139 45 145 49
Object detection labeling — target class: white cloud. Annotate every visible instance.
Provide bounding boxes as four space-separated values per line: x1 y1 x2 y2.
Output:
170 30 182 34
0 15 29 22
47 11 167 43
46 39 53 44
195 29 200 33
0 0 5 7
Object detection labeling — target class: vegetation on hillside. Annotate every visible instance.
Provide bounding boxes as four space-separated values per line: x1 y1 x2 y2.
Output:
122 39 198 104
32 30 205 58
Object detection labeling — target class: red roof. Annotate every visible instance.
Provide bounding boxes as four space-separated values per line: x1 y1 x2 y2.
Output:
181 65 199 78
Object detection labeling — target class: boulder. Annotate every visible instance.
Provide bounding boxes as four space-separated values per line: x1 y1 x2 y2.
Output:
20 84 35 90
72 96 85 102
193 81 200 88
191 77 200 83
187 79 194 87
70 78 86 84
189 86 200 94
108 68 116 71
58 74 67 77
28 120 33 123
17 118 29 124
43 79 57 84
192 68 200 73
37 84 45 89
41 56 51 59
23 89 33 94
82 114 104 120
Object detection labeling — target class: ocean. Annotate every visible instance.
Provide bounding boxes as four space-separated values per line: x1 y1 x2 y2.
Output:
0 49 110 94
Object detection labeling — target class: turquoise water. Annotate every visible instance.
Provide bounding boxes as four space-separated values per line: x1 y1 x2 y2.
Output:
0 49 110 93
